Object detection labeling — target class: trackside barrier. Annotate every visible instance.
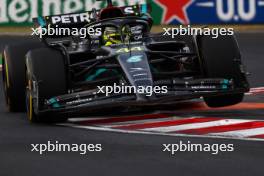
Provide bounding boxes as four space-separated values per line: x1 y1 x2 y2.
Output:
0 0 264 26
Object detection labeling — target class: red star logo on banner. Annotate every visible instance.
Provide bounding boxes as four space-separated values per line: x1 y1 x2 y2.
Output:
156 0 194 24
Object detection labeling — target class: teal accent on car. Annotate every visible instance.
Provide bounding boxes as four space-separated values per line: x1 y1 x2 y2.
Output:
150 65 158 73
223 79 229 84
127 55 143 63
38 17 46 27
222 85 228 89
48 98 61 108
52 103 61 108
49 98 57 104
86 68 107 81
141 4 147 13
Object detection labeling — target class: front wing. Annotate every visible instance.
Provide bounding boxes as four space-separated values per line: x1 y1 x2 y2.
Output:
36 78 249 117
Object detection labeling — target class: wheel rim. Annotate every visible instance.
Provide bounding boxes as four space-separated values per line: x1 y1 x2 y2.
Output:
25 72 33 121
2 53 11 109
26 93 33 121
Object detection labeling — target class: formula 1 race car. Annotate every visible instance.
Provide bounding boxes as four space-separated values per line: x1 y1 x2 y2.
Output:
2 0 249 123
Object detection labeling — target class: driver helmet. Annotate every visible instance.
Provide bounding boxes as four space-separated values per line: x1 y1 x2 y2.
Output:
103 27 121 46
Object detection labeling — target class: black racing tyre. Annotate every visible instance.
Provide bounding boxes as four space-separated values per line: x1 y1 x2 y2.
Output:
198 35 249 107
25 48 67 123
2 41 44 112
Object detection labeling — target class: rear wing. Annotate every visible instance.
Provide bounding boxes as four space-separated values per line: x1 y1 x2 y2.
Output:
33 4 151 28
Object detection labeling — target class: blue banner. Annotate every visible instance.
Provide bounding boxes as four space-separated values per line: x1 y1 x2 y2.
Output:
152 0 264 24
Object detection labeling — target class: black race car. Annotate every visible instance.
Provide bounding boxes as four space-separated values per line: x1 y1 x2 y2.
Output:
2 0 249 123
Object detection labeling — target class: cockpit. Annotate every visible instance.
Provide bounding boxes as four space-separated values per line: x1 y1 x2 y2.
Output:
85 16 151 47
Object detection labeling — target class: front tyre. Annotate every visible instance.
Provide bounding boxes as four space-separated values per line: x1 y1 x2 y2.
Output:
2 41 44 112
198 35 249 107
26 48 67 123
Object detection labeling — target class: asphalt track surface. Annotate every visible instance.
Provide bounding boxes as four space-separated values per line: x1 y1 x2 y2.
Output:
0 33 264 176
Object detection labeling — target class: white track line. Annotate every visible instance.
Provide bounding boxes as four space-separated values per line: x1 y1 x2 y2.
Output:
209 127 264 138
58 123 264 142
141 119 252 133
250 87 264 90
245 87 264 95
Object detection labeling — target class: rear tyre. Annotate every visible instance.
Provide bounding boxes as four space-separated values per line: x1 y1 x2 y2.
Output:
198 35 249 107
26 48 67 123
2 41 44 112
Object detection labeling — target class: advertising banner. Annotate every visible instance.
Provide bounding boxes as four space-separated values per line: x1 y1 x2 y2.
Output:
0 0 146 26
0 0 264 26
151 0 264 24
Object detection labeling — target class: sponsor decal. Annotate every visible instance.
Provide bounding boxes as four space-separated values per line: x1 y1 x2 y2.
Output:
66 98 92 105
116 46 143 53
51 12 92 24
127 55 143 63
0 0 264 25
151 0 264 24
0 0 146 26
155 0 194 24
